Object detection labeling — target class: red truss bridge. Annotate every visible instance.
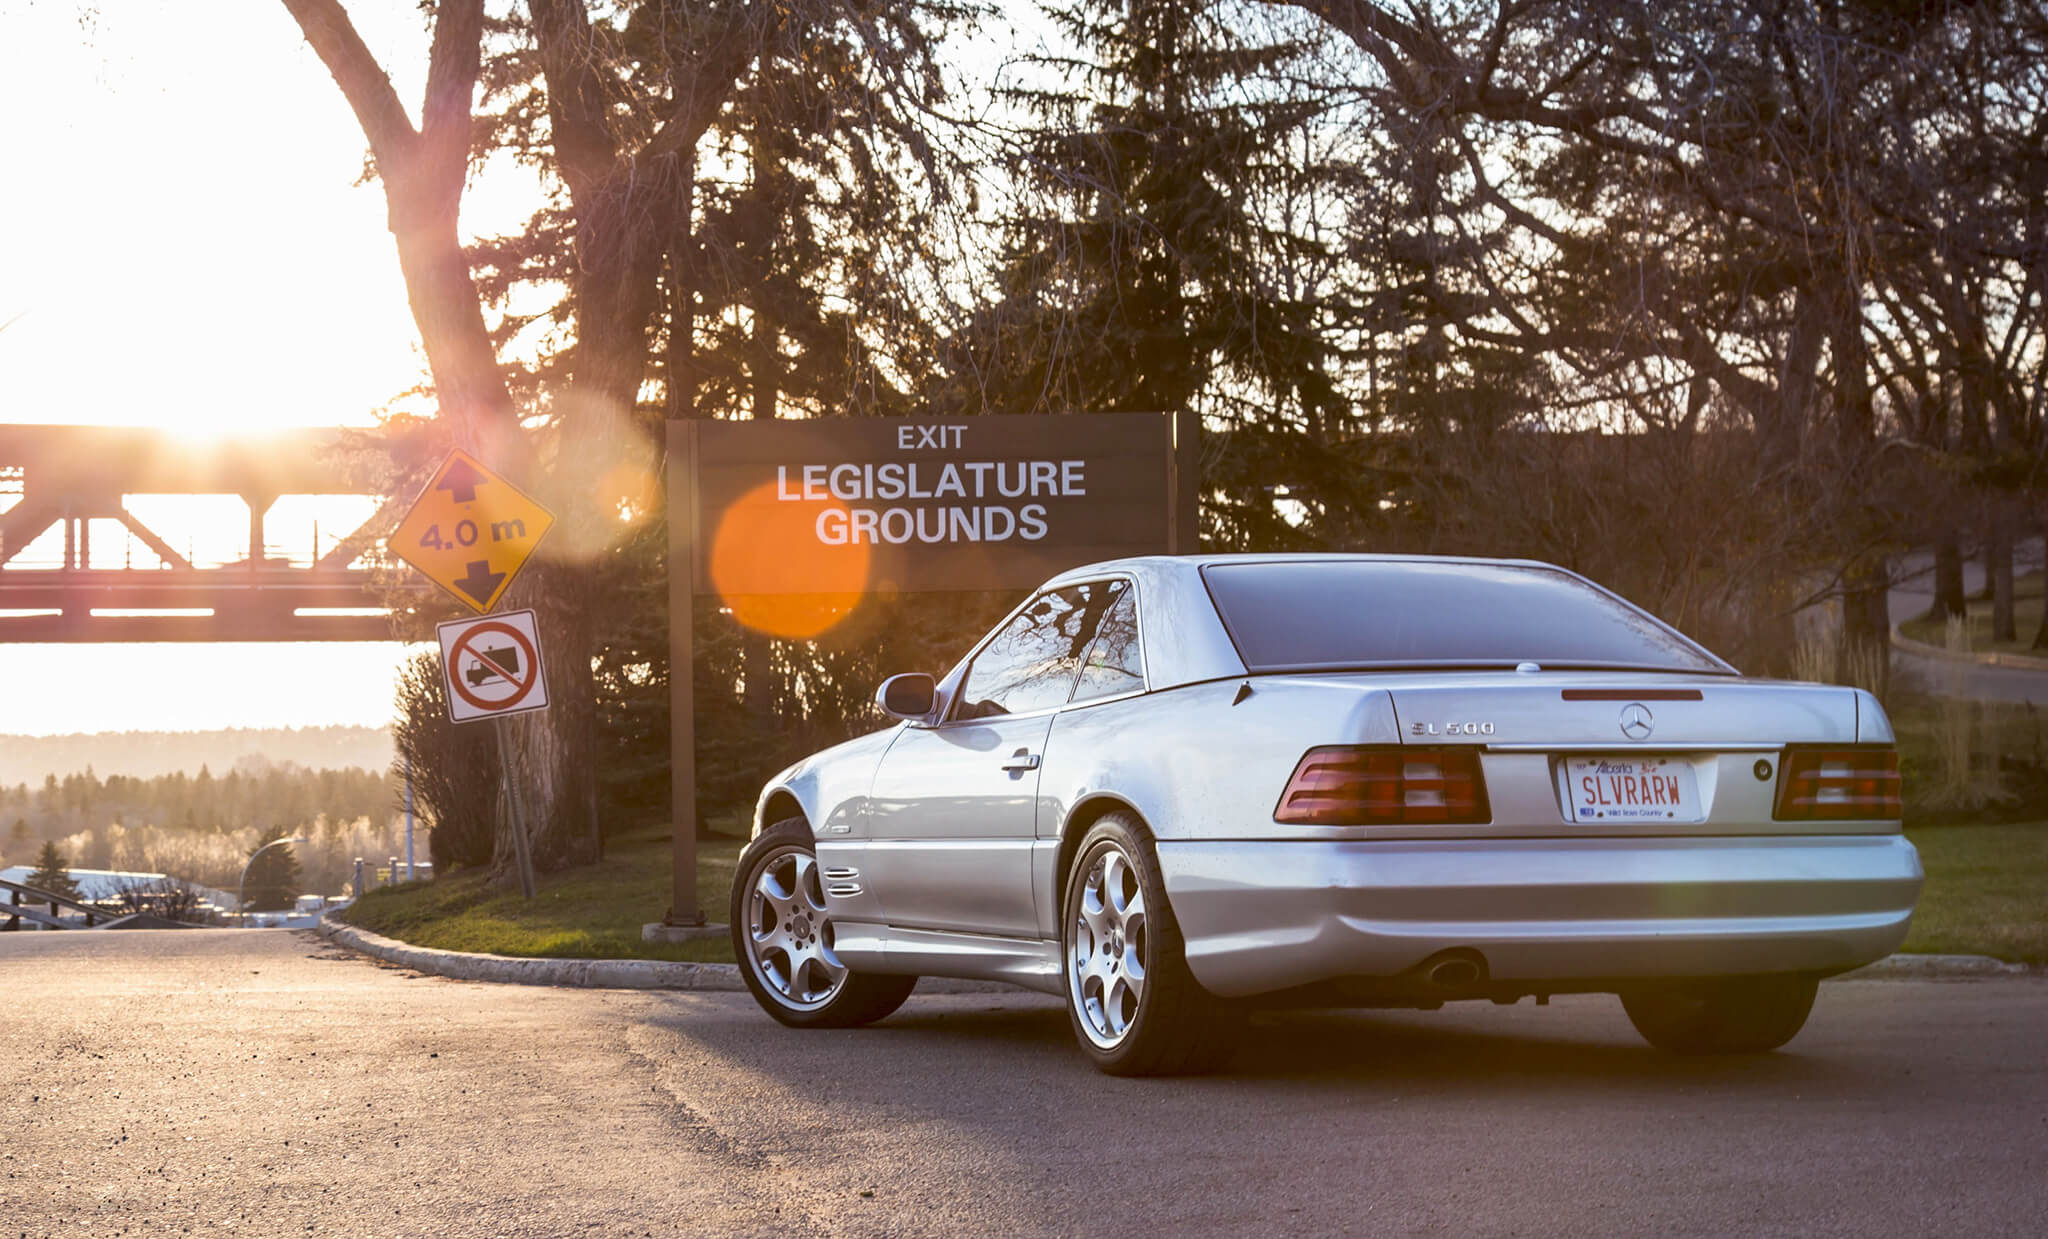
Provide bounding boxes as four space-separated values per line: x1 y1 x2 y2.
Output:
0 424 405 642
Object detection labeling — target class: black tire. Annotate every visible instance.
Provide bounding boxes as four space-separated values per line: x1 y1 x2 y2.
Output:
731 818 916 1029
1061 813 1239 1076
1620 974 1820 1055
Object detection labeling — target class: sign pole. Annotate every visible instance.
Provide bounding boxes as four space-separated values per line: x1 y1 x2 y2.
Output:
667 420 702 926
1170 408 1199 553
493 716 538 900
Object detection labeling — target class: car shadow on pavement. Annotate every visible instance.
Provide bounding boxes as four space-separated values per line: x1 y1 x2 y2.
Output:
667 990 1871 1098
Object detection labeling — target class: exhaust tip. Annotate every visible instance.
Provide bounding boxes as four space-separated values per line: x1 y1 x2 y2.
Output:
1418 950 1489 991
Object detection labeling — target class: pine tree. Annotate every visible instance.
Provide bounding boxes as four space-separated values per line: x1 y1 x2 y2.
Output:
26 839 80 902
242 829 304 913
957 0 1352 550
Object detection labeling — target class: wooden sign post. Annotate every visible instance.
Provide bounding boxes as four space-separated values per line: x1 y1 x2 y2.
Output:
662 412 1197 927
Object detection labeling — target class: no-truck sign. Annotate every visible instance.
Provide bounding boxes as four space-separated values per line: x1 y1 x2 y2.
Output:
436 609 551 724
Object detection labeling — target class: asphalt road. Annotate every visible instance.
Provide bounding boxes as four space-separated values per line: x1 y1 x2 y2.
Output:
4 932 2044 1238
1889 542 2048 704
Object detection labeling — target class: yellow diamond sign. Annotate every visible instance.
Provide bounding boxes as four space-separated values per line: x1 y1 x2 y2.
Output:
390 450 556 613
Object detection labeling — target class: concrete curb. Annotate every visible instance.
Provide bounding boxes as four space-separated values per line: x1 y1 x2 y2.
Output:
318 914 2028 990
1891 625 2048 672
316 915 745 990
1838 952 2032 980
315 913 1026 993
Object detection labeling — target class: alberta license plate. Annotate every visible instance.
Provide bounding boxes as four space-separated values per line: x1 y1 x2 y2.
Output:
1562 756 1704 823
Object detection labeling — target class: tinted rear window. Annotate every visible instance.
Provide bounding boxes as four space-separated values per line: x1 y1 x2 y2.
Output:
1202 561 1727 673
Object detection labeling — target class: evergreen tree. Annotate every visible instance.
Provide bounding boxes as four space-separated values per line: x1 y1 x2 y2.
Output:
242 828 304 913
957 0 1349 549
25 840 80 902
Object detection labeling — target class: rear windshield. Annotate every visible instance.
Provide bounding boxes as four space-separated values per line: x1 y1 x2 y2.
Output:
1202 560 1729 674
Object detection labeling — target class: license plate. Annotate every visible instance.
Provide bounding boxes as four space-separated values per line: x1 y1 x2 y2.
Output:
1561 756 1704 824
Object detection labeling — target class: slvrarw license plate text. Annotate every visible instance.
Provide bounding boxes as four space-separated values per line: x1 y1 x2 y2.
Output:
1563 756 1704 823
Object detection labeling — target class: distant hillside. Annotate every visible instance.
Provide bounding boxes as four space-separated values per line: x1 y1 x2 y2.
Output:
0 727 393 785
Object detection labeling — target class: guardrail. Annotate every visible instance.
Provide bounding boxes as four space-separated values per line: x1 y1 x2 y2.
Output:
1 877 113 929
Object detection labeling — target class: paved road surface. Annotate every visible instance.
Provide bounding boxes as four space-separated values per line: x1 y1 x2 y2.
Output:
1889 542 2048 704
4 931 2044 1237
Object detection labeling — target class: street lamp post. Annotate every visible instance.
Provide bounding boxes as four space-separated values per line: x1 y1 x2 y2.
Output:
238 836 307 927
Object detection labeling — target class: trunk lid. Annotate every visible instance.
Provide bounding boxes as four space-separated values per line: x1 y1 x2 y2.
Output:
1385 675 1859 748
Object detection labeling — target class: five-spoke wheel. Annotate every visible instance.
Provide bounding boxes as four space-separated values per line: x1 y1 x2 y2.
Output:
1061 812 1238 1075
1069 846 1149 1047
744 844 845 1010
731 818 917 1029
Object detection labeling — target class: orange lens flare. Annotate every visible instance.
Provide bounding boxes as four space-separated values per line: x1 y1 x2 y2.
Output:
708 480 871 638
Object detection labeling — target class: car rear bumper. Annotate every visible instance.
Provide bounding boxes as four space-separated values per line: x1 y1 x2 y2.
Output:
1155 834 1922 998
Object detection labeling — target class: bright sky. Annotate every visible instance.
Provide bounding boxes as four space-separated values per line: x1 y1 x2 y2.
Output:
0 1 485 737
0 2 1052 739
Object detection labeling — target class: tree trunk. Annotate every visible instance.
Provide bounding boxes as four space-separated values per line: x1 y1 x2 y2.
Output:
1932 537 1966 619
513 179 672 869
1989 523 2017 643
280 0 554 887
2033 524 2048 651
1838 558 1892 699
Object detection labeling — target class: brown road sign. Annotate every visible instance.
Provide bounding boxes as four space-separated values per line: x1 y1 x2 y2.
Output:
392 450 555 612
689 413 1194 600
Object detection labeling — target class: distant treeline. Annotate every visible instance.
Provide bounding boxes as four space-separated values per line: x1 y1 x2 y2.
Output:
0 726 393 786
2 761 395 849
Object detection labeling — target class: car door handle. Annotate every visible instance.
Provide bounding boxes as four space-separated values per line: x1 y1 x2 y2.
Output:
1000 749 1041 772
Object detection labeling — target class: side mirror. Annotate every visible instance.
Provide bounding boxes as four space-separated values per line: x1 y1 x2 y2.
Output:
875 673 937 721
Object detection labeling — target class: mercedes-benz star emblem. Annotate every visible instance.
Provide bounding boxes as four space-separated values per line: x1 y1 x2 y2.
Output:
1619 703 1655 741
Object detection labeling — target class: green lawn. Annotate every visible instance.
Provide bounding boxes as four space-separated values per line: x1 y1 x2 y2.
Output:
1901 821 2048 964
340 820 2048 969
1886 692 2048 825
339 824 743 964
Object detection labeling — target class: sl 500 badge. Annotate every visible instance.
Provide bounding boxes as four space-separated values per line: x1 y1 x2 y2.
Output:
1411 721 1495 736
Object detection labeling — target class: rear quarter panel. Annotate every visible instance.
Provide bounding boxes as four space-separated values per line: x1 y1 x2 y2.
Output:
1037 677 1403 847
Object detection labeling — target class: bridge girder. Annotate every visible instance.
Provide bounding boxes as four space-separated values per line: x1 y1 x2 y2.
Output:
0 424 411 642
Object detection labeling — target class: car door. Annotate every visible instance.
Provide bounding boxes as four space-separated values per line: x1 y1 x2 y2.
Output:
866 582 1122 938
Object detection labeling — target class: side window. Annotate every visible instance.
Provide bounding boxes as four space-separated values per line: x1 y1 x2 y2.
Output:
952 581 1128 721
953 588 1087 720
1069 584 1142 703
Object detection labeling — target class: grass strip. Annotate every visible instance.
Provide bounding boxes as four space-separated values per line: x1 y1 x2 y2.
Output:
1902 821 2048 964
340 827 742 964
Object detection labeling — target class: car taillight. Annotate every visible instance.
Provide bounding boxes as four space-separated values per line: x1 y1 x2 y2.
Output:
1774 747 1902 820
1274 746 1490 825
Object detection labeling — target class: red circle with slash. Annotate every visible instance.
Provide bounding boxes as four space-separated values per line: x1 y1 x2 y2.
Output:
448 620 541 712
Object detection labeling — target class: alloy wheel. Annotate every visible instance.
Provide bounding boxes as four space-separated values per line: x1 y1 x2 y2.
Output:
744 845 847 1010
1069 845 1148 1048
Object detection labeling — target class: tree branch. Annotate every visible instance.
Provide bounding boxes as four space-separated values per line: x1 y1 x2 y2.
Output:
420 0 485 173
278 0 417 169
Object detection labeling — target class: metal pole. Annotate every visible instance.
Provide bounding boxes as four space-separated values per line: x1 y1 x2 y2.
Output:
494 717 538 899
1170 409 1199 554
404 758 416 881
665 421 701 925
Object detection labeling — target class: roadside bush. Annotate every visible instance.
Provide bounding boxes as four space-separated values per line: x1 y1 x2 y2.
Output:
392 650 499 872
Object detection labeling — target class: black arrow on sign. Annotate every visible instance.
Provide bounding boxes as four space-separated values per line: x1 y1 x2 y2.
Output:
436 457 489 504
454 560 505 605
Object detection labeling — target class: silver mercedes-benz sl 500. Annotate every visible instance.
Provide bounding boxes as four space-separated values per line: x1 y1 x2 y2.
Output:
730 554 1921 1075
